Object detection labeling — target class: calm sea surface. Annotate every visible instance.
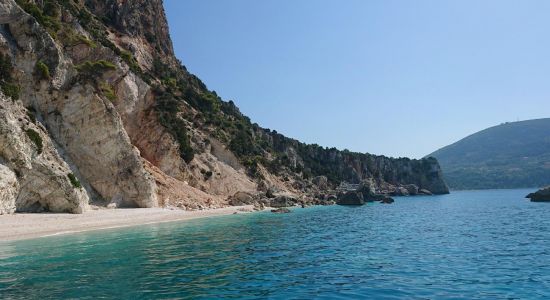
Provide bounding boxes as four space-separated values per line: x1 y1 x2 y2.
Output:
1 189 549 299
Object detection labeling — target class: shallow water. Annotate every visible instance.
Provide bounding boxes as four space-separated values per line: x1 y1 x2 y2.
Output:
1 189 549 299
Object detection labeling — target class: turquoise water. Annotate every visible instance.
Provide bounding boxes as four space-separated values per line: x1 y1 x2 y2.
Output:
1 189 550 299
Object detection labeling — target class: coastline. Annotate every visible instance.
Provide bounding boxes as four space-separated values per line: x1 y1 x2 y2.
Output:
0 206 258 242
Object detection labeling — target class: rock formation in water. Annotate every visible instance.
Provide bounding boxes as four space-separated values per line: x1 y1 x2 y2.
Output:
526 187 550 202
0 0 448 214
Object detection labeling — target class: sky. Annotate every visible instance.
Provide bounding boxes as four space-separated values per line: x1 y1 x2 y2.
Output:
164 0 550 159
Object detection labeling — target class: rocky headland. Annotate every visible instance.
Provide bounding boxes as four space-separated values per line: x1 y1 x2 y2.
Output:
0 0 448 217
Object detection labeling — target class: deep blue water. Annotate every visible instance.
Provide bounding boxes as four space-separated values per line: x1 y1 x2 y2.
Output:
1 189 549 299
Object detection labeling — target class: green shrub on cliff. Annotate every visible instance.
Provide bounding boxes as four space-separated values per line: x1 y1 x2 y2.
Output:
16 0 61 34
26 108 37 124
0 54 20 100
99 82 117 102
67 173 82 189
25 129 43 154
155 88 195 163
76 60 116 80
1 84 20 101
0 53 13 79
59 29 97 48
119 50 140 74
35 61 50 80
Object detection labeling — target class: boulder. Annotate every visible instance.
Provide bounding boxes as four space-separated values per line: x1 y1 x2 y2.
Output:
228 191 254 206
253 202 265 211
358 180 379 202
380 196 395 204
270 195 297 208
418 189 433 195
526 187 550 202
271 208 291 213
391 186 409 196
337 191 365 205
403 184 419 195
358 179 375 193
367 193 389 202
326 194 337 201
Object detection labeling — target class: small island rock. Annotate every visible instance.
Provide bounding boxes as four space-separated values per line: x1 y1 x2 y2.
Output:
337 191 365 205
380 196 395 204
526 186 550 202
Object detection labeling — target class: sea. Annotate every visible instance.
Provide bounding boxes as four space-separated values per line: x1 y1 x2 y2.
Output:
1 189 549 299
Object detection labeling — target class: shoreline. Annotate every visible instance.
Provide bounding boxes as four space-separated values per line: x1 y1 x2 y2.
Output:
0 206 259 242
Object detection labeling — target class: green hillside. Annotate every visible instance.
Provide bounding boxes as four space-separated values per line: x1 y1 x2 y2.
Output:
427 118 550 190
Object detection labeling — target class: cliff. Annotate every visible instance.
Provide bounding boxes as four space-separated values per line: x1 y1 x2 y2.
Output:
0 0 448 214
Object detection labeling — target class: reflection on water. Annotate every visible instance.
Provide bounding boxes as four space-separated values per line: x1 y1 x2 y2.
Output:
1 189 550 299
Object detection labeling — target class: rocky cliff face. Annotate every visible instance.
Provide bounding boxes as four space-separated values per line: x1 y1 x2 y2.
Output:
0 0 448 214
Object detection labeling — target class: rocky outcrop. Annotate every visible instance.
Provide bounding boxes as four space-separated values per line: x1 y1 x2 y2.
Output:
403 184 419 195
0 95 88 213
391 186 409 196
3 0 158 208
526 187 550 202
337 191 365 206
418 189 433 195
380 197 394 204
254 127 450 195
84 0 177 69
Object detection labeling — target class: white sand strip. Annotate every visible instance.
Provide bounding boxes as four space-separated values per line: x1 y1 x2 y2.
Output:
0 206 257 242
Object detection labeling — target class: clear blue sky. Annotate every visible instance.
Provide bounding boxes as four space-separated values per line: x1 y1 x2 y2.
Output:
164 0 550 159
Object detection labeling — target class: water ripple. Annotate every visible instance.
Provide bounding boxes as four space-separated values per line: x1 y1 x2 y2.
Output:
1 189 549 299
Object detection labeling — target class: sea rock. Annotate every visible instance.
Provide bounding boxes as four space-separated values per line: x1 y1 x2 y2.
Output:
418 189 433 195
337 191 365 205
271 208 291 213
403 184 419 195
317 195 337 206
326 194 337 201
391 186 410 196
526 187 550 202
358 180 376 196
380 196 395 204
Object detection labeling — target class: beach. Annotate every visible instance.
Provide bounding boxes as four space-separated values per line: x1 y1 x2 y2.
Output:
0 206 256 242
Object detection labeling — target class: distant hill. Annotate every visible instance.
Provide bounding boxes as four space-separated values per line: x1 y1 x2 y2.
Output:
427 118 550 190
